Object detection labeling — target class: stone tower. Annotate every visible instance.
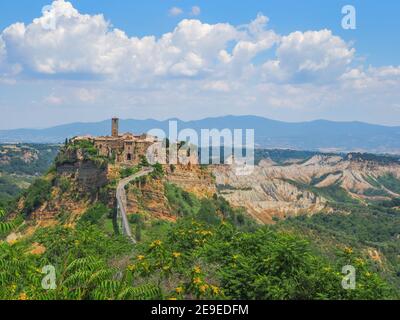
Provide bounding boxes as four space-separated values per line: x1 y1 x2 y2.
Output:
112 118 119 137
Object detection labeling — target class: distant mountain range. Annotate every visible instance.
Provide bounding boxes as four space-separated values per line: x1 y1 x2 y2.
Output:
1 115 400 154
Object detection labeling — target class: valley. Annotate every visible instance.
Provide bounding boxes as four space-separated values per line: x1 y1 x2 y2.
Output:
0 144 59 208
1 140 400 300
214 152 400 223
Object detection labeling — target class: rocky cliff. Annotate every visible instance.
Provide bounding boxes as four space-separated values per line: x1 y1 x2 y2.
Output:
213 154 400 224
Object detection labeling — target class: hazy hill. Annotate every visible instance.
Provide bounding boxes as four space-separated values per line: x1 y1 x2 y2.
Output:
1 116 400 154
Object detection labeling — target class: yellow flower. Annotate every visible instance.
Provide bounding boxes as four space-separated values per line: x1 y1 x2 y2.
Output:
199 284 209 293
175 287 184 294
193 277 202 285
355 258 365 266
211 285 220 295
137 255 145 261
173 252 181 258
127 264 136 272
193 266 201 274
18 292 28 300
168 297 177 300
344 247 353 254
151 240 162 248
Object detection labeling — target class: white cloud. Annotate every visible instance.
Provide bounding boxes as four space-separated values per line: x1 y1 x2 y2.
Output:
263 30 355 83
0 37 6 66
0 1 278 81
191 6 201 16
169 7 183 17
0 0 399 125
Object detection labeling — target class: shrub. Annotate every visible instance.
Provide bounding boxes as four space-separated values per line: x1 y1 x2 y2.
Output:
22 178 53 217
79 204 110 226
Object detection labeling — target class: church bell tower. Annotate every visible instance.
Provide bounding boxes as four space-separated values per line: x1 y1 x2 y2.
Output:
112 118 119 137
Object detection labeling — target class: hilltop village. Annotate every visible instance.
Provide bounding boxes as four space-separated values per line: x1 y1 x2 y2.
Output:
72 118 198 166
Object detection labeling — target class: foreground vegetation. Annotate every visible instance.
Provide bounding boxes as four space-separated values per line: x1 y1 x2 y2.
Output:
1 207 397 300
280 201 400 289
0 182 398 300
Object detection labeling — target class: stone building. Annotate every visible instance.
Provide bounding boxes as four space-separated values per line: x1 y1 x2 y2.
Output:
73 118 159 165
72 118 200 166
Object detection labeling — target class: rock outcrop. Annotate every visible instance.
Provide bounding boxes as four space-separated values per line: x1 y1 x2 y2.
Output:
213 155 400 224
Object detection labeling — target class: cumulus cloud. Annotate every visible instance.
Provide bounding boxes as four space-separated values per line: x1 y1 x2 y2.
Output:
0 0 276 81
262 30 355 83
0 0 399 125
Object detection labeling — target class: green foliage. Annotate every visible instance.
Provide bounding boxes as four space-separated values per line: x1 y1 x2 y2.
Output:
0 235 160 300
255 149 325 165
0 175 23 206
139 155 150 167
346 153 400 165
78 204 110 227
151 163 164 179
0 193 397 300
165 184 257 230
287 179 358 204
311 171 342 186
71 140 98 156
0 144 59 176
206 227 393 299
55 140 108 169
363 188 390 197
165 183 200 217
0 144 58 209
376 173 400 194
125 217 396 300
197 199 220 225
58 176 72 193
22 178 53 217
281 203 400 289
120 166 140 179
0 208 15 234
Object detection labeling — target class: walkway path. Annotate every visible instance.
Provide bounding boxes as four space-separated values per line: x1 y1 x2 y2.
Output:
116 167 154 243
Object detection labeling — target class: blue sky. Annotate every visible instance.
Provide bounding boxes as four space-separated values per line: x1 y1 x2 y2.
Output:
1 0 398 66
0 0 399 128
